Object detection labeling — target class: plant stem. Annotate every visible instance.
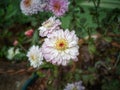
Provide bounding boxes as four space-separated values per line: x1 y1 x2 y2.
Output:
114 52 120 68
71 0 77 30
18 43 27 52
92 0 100 27
87 28 92 40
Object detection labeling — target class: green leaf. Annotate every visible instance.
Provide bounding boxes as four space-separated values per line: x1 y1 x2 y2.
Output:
36 71 46 78
77 7 98 29
88 67 96 73
103 37 112 43
82 75 89 84
75 73 81 81
116 64 120 75
5 5 17 20
32 30 39 45
82 74 96 85
102 79 120 90
0 9 4 16
61 15 72 29
88 43 96 54
14 53 26 60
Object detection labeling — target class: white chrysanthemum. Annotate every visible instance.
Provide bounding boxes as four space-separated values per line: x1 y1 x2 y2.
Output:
42 29 79 66
27 45 43 68
7 47 20 60
38 16 61 37
64 81 85 90
20 0 47 15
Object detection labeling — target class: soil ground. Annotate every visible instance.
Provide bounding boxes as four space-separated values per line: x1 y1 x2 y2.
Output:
0 60 34 90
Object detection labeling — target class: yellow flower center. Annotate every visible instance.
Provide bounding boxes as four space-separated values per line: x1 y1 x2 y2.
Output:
30 54 36 61
24 0 31 7
43 21 53 28
72 87 77 90
55 39 68 51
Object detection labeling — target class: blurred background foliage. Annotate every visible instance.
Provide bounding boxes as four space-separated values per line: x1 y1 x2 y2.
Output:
0 0 120 90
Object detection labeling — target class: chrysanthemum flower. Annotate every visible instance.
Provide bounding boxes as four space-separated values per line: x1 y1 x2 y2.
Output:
42 29 79 66
48 0 70 17
38 16 61 37
27 45 43 68
64 81 85 90
20 0 47 15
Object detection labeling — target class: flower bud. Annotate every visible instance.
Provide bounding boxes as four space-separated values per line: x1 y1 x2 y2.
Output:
25 29 34 37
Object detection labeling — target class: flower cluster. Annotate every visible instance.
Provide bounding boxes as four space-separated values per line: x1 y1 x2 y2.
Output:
23 0 79 68
27 16 79 67
20 0 84 89
64 81 85 90
20 0 69 16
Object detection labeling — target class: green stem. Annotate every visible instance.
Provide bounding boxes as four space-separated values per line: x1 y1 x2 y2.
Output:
87 28 92 40
18 43 27 52
92 0 100 27
114 52 120 68
71 0 77 30
54 66 59 78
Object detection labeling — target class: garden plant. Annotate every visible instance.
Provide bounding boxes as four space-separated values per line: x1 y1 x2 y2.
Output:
0 0 120 90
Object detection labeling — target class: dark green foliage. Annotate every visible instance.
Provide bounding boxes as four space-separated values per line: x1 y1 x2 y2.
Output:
102 79 120 90
0 0 120 90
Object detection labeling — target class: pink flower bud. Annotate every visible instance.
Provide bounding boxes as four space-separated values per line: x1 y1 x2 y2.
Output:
25 29 34 37
13 40 18 46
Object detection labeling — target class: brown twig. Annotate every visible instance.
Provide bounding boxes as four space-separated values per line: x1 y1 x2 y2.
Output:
0 67 34 75
111 42 120 49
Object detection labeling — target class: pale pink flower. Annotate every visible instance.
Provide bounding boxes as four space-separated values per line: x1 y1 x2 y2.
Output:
25 29 34 37
48 0 70 17
38 16 61 37
64 81 85 90
42 29 79 66
20 0 47 15
13 40 18 46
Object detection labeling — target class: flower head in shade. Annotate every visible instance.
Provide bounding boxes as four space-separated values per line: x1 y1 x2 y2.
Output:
48 0 69 17
42 29 79 66
7 47 20 60
38 16 61 37
25 29 34 37
20 0 47 15
64 81 85 90
27 45 43 68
